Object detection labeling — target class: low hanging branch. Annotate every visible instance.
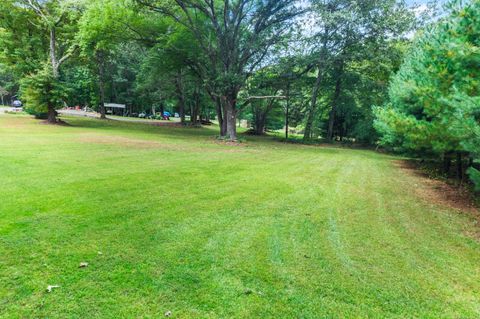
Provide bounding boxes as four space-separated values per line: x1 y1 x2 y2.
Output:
246 95 286 100
57 45 79 67
237 95 286 113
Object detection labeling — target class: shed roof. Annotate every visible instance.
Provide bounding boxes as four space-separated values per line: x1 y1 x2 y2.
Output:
105 103 126 109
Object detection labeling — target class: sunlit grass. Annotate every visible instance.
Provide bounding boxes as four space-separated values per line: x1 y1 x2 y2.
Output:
1 114 479 318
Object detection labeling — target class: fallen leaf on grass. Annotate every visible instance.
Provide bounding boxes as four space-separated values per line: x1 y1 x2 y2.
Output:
46 285 60 293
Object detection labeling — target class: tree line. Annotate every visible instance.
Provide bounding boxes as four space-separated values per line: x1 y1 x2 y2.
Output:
0 1 478 187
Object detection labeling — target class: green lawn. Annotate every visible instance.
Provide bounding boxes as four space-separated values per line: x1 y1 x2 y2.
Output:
1 114 479 318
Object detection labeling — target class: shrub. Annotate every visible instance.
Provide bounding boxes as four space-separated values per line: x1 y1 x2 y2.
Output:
20 63 69 118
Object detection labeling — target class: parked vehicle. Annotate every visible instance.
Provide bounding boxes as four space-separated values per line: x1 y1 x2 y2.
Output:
162 111 171 120
155 111 171 120
12 100 22 108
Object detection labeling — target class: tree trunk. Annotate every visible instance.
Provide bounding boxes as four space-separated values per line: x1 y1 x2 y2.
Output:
160 101 165 118
47 104 56 124
285 83 290 140
47 27 59 123
207 90 225 135
253 106 266 135
96 51 107 119
214 97 226 136
457 152 463 181
180 105 185 123
327 68 343 141
224 95 237 141
175 72 185 124
303 66 323 141
191 88 200 125
50 27 59 78
253 98 276 135
304 29 329 141
443 153 452 175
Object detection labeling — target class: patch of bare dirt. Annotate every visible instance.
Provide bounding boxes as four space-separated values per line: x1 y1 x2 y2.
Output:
394 160 478 214
0 120 30 129
77 135 250 154
212 139 247 147
78 135 168 149
39 119 71 126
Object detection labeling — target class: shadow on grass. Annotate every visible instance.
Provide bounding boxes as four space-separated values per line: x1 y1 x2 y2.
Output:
60 116 218 142
59 115 392 160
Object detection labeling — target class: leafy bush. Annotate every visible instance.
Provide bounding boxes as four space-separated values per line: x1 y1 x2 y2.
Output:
20 64 69 117
468 167 480 191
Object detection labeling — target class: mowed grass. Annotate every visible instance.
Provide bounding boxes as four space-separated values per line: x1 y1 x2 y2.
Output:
1 114 480 319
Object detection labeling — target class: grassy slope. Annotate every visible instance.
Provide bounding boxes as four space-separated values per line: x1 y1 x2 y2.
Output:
0 114 479 318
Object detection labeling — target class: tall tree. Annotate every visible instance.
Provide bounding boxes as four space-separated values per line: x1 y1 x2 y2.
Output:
303 0 415 141
137 0 302 140
0 86 8 105
375 0 480 187
18 0 79 122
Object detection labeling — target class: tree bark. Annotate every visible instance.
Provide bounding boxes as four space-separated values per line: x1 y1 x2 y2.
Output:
214 96 226 136
303 66 323 141
457 152 463 181
327 66 343 141
47 104 57 124
190 87 200 125
175 72 186 124
285 83 290 140
160 101 165 118
96 51 106 119
253 98 276 135
303 28 329 141
224 95 237 141
443 153 452 175
47 27 59 123
50 27 59 78
253 107 266 135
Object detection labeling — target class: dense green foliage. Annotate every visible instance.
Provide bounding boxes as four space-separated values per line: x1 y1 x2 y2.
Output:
0 0 420 138
20 64 69 118
302 0 416 142
375 0 480 188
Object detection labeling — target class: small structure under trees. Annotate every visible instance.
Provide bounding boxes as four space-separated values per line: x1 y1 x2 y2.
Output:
104 103 126 116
